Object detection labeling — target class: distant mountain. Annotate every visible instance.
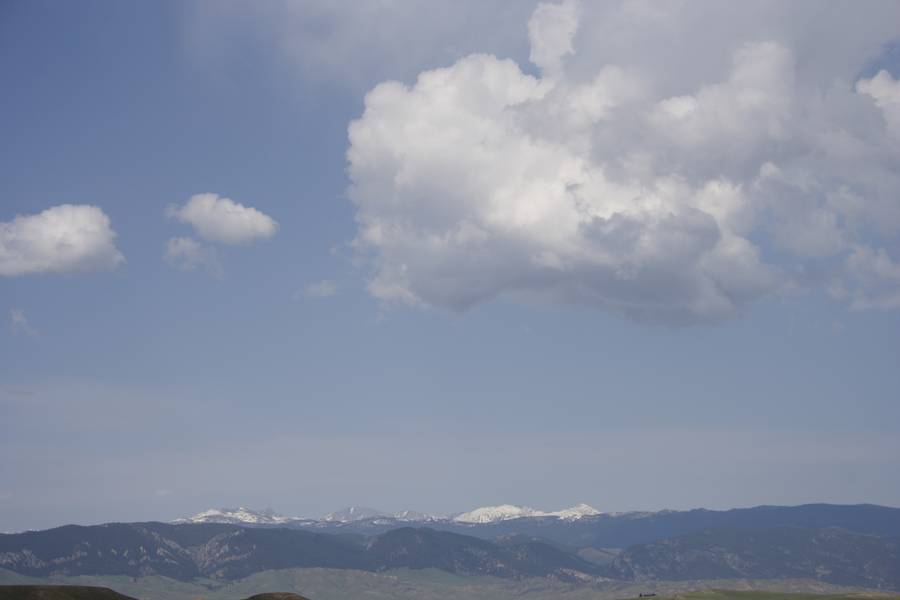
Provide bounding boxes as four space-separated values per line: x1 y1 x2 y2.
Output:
169 503 900 554
552 503 604 520
453 504 548 523
323 507 437 523
453 503 601 523
170 503 900 551
393 510 438 522
603 526 900 590
437 503 900 549
175 506 441 526
173 507 309 526
323 507 389 523
173 503 599 527
5 504 900 590
0 522 367 580
367 527 600 581
0 522 597 582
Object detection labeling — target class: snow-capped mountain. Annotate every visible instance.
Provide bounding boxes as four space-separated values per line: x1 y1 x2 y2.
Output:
173 507 303 525
323 506 389 523
549 503 602 520
393 510 436 522
454 504 546 523
454 503 601 523
174 503 600 527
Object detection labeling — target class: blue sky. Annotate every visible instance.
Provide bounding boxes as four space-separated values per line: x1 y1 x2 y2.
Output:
2 0 900 532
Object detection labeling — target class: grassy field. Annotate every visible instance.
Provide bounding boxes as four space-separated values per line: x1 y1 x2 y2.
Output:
665 592 900 600
2 569 898 600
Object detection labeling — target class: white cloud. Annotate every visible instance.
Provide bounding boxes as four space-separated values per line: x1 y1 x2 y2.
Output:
528 0 580 75
346 0 900 323
167 193 278 245
857 70 900 138
10 309 37 337
301 280 338 298
153 489 173 498
164 237 222 277
0 204 124 276
833 245 900 310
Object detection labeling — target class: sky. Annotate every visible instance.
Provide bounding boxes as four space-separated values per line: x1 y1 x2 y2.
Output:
1 0 900 532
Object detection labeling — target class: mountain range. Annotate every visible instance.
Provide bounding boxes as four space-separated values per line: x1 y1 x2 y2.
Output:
169 503 900 549
2 504 899 590
0 522 600 582
172 503 602 526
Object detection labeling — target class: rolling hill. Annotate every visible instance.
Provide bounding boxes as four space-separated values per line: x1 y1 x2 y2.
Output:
605 527 900 589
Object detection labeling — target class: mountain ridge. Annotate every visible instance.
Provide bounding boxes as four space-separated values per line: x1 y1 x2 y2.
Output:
173 502 602 526
605 526 900 589
3 504 900 589
453 503 601 523
0 523 598 582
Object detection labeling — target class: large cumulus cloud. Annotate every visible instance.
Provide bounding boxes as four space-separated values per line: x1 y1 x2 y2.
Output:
347 0 900 323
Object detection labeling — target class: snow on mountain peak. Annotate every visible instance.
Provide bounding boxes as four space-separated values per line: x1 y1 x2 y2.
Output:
549 503 602 520
454 504 546 523
175 503 599 526
323 506 390 523
173 507 295 525
393 510 435 522
454 503 601 523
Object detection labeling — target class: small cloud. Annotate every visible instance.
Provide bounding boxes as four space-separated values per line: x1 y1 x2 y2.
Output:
153 489 173 498
10 308 37 337
298 280 338 299
164 237 223 278
0 204 124 277
167 193 278 245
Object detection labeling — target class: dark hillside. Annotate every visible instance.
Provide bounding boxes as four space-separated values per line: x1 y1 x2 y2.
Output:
0 586 137 600
605 527 900 589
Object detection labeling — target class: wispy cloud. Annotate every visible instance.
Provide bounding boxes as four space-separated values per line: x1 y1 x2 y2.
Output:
164 237 223 278
10 308 37 337
298 280 338 299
